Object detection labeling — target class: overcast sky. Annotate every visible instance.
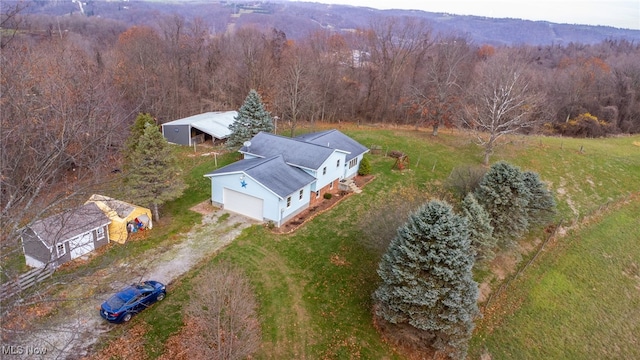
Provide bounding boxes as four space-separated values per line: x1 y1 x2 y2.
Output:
297 0 640 30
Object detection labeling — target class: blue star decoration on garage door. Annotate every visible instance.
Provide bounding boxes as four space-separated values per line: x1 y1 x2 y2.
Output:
241 180 247 188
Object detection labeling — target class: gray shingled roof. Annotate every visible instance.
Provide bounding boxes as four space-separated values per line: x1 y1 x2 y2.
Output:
206 155 315 198
296 129 369 161
28 202 111 247
239 132 335 170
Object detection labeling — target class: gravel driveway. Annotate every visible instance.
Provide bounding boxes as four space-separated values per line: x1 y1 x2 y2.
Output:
3 207 255 360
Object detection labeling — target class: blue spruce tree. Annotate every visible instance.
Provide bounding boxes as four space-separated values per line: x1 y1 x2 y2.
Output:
227 89 274 148
522 170 557 226
474 161 531 249
461 192 496 266
373 200 479 359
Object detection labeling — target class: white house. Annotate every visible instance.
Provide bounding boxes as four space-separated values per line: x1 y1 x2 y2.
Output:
204 130 369 226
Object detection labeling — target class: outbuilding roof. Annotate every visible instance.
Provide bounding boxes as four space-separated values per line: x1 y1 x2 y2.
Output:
162 111 237 139
28 202 111 247
87 194 137 219
206 155 315 198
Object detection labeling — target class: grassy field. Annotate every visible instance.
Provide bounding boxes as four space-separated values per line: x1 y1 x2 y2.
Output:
469 195 640 359
132 126 640 359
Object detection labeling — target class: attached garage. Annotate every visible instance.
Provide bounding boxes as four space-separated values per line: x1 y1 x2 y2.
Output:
223 188 264 220
205 155 315 226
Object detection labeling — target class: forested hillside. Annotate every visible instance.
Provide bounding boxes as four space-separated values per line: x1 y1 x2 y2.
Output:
13 0 640 45
2 0 640 250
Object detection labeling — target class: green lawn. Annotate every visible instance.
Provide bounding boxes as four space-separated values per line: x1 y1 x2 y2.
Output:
469 195 640 359
134 126 640 359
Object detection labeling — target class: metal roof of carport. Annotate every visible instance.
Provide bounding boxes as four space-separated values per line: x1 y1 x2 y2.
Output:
162 111 237 139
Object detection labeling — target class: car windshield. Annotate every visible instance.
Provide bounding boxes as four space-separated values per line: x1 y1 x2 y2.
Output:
135 282 154 291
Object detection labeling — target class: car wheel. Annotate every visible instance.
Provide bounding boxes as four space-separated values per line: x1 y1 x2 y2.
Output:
157 292 165 301
122 313 132 322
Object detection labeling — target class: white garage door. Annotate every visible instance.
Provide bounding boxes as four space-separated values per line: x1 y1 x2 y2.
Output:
69 233 95 259
223 188 264 221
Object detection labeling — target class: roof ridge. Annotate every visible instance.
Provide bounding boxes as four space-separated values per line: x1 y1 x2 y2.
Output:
256 132 334 150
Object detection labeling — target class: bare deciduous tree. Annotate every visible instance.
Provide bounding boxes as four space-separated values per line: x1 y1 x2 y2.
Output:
463 51 543 165
182 262 262 360
1 36 125 253
305 31 354 123
275 43 315 136
0 0 29 49
113 26 170 118
355 17 432 122
0 32 127 354
411 35 473 135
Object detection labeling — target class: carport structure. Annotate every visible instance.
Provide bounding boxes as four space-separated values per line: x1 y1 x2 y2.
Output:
161 111 237 146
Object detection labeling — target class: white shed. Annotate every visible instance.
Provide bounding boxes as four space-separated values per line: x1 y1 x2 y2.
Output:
161 111 237 146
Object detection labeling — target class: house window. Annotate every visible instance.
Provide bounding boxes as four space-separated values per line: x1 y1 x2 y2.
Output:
299 189 304 200
323 167 327 175
97 227 105 239
349 158 358 168
57 243 66 257
316 191 320 199
287 196 291 208
329 181 334 190
336 159 340 168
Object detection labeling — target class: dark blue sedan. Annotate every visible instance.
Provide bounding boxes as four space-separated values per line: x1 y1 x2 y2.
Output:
100 280 166 323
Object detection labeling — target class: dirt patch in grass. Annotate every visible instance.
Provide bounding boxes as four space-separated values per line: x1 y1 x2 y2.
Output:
330 254 351 266
189 201 216 215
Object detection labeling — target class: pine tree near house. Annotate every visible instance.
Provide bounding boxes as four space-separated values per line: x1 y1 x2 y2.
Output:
124 113 156 167
373 200 479 360
227 89 274 148
125 123 186 221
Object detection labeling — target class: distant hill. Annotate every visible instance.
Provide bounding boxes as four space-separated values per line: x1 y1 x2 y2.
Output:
15 0 640 45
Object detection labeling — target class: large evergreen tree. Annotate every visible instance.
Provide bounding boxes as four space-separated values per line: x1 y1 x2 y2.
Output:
474 161 531 249
522 170 557 226
125 123 186 221
124 113 155 166
227 89 274 148
373 200 479 359
461 192 496 266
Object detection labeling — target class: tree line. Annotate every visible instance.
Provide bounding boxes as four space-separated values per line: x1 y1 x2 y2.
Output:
1 10 639 248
